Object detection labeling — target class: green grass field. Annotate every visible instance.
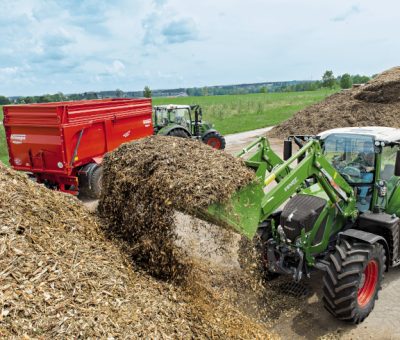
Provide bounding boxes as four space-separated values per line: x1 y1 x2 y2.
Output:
153 89 335 135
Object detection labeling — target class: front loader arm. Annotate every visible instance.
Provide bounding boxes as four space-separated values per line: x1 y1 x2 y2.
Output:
260 139 357 222
237 137 289 182
195 137 357 240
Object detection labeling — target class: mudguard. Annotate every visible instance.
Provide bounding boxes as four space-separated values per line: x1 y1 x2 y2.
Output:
201 129 218 138
340 229 390 270
157 124 191 136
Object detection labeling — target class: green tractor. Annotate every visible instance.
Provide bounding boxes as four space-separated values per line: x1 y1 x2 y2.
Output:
192 126 400 323
153 104 226 150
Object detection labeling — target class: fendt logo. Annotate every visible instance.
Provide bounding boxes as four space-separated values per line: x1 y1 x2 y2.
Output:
284 177 298 192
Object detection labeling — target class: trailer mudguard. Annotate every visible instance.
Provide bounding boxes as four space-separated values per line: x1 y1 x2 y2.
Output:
157 124 191 137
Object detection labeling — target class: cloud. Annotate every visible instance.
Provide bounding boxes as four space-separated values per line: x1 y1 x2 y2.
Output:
161 19 199 44
331 5 361 22
142 16 199 45
0 67 20 76
43 33 75 48
141 1 199 46
0 0 399 96
142 15 159 45
106 60 126 76
153 0 167 6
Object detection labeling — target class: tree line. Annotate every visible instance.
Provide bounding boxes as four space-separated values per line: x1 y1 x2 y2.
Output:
0 71 372 104
268 71 371 93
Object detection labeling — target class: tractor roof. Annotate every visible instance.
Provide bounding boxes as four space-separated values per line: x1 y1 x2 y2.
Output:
318 127 400 143
154 104 191 110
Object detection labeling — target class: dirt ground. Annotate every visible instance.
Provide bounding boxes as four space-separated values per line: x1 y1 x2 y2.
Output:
83 130 400 339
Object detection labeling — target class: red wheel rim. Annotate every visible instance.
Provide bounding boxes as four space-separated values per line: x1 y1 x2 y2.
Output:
206 137 222 149
357 259 378 307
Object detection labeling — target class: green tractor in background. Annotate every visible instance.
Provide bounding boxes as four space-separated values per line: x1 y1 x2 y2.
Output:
153 104 226 150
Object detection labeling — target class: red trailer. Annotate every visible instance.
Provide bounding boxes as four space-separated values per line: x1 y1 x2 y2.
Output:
3 98 153 197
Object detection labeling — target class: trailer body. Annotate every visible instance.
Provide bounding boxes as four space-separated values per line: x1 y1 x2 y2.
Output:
3 99 153 193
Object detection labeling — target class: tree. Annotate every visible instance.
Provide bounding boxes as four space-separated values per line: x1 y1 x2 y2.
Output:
352 75 370 84
84 92 98 100
340 73 353 89
259 86 267 93
0 96 10 105
24 96 35 104
322 70 337 88
37 95 52 103
143 86 152 98
115 89 124 98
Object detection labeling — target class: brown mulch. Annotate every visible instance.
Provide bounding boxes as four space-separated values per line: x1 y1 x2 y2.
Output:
270 66 400 138
98 136 255 280
0 161 276 338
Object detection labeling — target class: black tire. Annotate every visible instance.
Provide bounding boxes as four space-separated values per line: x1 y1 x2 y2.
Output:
237 228 279 281
202 131 226 150
87 165 103 199
168 129 190 138
322 239 386 323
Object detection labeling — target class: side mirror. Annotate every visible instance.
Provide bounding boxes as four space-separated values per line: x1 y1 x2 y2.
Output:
283 140 292 161
395 151 400 177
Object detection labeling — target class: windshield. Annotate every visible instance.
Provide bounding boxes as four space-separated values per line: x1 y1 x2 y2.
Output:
155 109 169 126
322 134 375 184
170 108 188 123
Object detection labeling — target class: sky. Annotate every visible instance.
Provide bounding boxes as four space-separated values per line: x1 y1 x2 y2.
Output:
0 0 399 96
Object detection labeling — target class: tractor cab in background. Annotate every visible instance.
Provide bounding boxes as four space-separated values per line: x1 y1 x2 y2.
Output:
153 104 226 150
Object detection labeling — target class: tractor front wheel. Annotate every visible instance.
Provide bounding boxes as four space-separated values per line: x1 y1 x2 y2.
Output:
322 239 385 323
202 131 226 150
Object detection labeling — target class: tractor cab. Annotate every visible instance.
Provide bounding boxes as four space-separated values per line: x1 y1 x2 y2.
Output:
153 105 193 133
153 104 226 150
318 127 400 213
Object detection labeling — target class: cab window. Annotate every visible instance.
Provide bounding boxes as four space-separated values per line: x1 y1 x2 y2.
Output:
381 146 398 198
323 133 376 212
323 134 375 184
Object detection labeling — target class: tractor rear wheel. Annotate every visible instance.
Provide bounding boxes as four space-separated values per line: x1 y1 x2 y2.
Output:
168 129 190 138
322 239 385 323
202 131 226 150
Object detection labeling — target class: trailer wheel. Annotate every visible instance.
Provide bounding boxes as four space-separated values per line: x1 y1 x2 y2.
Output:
322 239 385 323
202 131 226 150
168 129 190 138
87 165 103 199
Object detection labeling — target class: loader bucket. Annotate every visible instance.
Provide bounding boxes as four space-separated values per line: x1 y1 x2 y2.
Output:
193 180 265 239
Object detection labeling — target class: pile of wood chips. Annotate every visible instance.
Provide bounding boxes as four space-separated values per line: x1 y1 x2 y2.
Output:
270 66 400 138
98 136 255 280
0 154 276 338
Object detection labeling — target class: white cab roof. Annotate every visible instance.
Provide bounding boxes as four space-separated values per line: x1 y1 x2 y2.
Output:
154 104 191 110
318 127 400 143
